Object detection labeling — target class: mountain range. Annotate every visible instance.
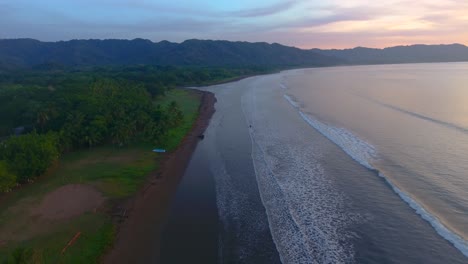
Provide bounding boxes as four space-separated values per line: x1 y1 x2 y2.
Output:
0 38 467 69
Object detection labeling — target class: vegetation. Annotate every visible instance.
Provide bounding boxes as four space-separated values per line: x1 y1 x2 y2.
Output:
0 65 257 189
2 39 467 71
0 64 270 90
0 161 16 192
0 89 201 263
0 65 241 263
1 132 59 184
0 38 339 69
0 64 254 191
0 79 181 189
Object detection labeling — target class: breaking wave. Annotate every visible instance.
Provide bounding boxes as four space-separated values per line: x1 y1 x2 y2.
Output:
360 95 468 135
283 94 299 108
283 94 468 258
242 88 359 263
298 112 376 170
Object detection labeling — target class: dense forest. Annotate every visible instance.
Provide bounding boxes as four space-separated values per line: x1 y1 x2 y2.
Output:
4 40 466 192
0 66 270 192
1 39 468 70
312 43 468 64
0 38 340 69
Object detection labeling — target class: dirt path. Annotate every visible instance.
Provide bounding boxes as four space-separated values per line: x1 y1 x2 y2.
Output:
32 184 104 220
103 90 216 264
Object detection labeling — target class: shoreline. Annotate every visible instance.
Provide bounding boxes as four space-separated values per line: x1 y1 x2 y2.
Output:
175 77 282 263
189 71 278 87
103 89 216 264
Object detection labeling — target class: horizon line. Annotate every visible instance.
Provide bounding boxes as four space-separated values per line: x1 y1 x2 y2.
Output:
0 37 466 51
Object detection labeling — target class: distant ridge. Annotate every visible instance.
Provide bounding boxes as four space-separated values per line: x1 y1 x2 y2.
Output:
0 38 339 69
0 39 467 69
312 44 468 65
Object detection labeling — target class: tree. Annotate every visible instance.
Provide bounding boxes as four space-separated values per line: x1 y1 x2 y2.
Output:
1 132 59 182
81 115 108 147
166 101 184 128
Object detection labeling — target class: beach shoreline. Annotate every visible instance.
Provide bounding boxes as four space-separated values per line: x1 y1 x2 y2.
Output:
103 89 216 264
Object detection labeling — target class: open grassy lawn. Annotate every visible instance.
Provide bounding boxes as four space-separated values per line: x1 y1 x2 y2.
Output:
0 89 201 263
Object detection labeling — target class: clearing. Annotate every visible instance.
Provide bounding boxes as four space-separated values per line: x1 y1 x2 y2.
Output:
0 88 201 263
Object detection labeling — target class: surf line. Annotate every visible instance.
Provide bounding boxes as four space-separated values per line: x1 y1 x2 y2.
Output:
357 94 468 135
283 94 468 258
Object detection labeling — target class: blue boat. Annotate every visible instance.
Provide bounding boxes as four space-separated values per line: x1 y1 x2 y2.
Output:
152 148 166 153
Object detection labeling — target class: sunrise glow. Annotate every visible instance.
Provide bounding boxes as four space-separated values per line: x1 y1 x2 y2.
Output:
1 0 467 48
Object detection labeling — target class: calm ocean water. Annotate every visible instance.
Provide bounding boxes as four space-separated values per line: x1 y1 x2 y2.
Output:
284 63 468 244
189 63 468 263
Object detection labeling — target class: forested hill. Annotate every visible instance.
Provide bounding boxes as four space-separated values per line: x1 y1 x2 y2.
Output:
1 39 467 69
312 44 468 65
0 38 340 69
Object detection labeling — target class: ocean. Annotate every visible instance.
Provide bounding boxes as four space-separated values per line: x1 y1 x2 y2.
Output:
165 62 468 263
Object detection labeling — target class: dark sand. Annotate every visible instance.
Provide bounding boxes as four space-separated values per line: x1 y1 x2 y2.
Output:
160 138 219 263
103 89 216 264
162 79 281 263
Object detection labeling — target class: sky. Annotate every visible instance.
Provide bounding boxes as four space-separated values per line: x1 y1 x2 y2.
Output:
1 0 467 49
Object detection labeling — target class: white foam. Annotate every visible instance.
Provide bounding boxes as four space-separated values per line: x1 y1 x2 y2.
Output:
280 83 288 89
284 96 468 258
208 88 276 262
283 94 300 108
242 86 358 263
298 111 376 170
283 94 376 170
377 172 468 257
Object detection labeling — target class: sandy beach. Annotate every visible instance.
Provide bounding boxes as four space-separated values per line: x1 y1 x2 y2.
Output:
103 89 216 264
160 77 281 263
107 66 468 263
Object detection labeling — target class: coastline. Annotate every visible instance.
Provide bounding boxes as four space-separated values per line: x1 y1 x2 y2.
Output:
160 120 219 263
190 71 278 87
103 89 216 264
177 77 282 263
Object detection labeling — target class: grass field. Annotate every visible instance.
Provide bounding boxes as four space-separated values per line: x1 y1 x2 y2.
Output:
0 88 201 263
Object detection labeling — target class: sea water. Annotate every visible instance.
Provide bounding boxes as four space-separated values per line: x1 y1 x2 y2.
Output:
238 63 468 263
199 63 468 263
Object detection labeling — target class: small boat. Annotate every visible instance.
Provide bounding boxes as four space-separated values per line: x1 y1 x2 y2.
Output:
152 148 166 153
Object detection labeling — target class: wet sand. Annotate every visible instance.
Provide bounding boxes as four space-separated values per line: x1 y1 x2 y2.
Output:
111 67 468 263
160 78 281 263
160 136 219 263
103 89 216 264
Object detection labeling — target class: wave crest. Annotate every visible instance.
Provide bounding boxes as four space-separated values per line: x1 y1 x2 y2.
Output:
284 95 468 258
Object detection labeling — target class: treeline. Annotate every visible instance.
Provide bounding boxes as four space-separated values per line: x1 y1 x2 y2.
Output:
0 79 184 142
0 65 271 91
0 79 183 191
0 66 269 137
0 66 265 192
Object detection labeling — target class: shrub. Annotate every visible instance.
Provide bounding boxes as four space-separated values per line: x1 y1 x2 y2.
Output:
0 132 59 183
0 160 16 192
7 246 34 264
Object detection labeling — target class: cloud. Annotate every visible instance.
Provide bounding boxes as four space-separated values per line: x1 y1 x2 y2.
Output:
98 18 223 34
289 15 357 28
230 0 300 17
1 0 467 48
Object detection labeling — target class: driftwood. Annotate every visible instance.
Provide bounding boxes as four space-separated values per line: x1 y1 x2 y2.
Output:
61 231 82 254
